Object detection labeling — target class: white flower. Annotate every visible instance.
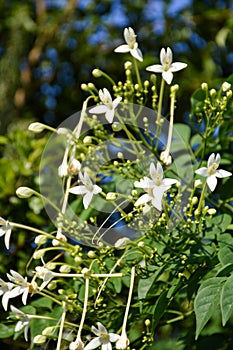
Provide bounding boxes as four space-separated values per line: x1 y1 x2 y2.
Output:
114 27 143 62
146 47 187 85
0 278 15 310
84 322 120 350
69 171 102 209
195 153 232 192
2 270 37 310
89 88 122 123
0 217 12 250
134 162 178 211
10 305 30 341
35 266 54 291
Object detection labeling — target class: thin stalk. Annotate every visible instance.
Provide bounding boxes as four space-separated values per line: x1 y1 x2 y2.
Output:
76 277 89 340
56 302 67 350
133 57 142 88
196 180 207 214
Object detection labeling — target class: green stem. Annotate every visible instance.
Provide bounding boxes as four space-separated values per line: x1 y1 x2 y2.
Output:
157 77 165 124
133 57 142 88
196 180 207 214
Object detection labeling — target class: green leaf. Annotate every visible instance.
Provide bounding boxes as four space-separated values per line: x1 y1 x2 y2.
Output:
152 290 170 331
218 233 233 266
31 297 53 310
0 324 15 338
216 263 233 277
138 265 167 300
220 274 233 326
194 277 225 339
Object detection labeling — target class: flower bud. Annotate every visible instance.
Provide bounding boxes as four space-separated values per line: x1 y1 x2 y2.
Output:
92 68 102 78
33 335 47 344
124 61 132 70
207 208 216 216
114 237 131 249
28 122 46 133
16 187 34 198
222 82 231 92
42 326 55 336
34 235 47 245
106 192 117 201
59 265 71 273
201 82 208 90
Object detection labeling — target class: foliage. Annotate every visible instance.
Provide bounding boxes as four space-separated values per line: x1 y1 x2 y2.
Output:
0 2 233 350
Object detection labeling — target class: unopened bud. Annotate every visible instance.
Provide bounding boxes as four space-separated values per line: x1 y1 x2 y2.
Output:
92 69 102 78
28 122 45 133
16 187 34 198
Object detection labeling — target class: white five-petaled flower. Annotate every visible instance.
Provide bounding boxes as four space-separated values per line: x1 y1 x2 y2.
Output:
10 305 30 342
195 153 232 192
84 322 120 350
0 217 12 250
114 27 143 62
69 171 102 210
35 266 54 291
134 162 178 212
146 47 187 85
89 88 122 124
1 270 37 310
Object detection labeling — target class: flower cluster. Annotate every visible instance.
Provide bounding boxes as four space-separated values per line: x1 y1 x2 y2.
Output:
0 26 232 350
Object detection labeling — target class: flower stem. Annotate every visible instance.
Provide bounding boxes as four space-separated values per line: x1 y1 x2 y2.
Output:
76 277 89 341
157 77 165 125
121 266 135 331
196 180 207 214
133 57 142 89
56 302 67 350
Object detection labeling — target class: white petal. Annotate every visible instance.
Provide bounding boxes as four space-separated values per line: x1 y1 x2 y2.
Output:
105 109 115 123
89 105 108 115
146 64 163 73
135 193 152 206
151 191 164 211
215 153 221 165
170 62 187 72
215 169 232 178
102 88 112 103
135 177 154 189
130 48 143 62
93 185 102 194
207 175 217 192
2 291 10 310
162 71 173 85
149 163 156 179
84 337 101 350
156 162 164 179
83 192 93 209
109 333 120 342
97 322 108 334
112 97 122 109
160 48 166 65
69 186 88 195
195 167 208 177
114 44 130 53
163 178 178 189
102 343 111 350
4 225 12 250
166 47 173 64
207 153 216 168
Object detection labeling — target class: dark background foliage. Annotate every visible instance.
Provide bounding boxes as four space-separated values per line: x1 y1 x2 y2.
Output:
0 0 233 132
